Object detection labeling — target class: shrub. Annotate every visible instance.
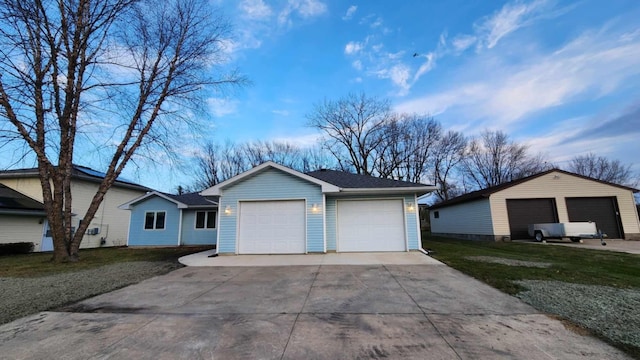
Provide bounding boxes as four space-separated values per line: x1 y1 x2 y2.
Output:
0 242 34 256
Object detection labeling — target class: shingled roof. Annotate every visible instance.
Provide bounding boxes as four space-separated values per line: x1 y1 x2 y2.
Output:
0 184 46 215
306 169 432 189
166 192 219 207
0 165 151 192
429 168 639 210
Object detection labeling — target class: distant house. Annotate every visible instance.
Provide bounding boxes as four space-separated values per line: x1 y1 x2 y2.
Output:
119 192 219 247
0 165 150 250
200 161 436 254
429 169 640 241
0 184 47 249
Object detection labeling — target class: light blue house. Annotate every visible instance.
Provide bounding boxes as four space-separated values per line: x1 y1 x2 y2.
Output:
119 192 218 247
200 162 435 255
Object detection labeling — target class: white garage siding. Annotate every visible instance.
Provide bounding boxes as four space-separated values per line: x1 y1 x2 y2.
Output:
336 199 406 252
238 200 306 254
0 215 45 249
490 171 640 239
430 199 495 240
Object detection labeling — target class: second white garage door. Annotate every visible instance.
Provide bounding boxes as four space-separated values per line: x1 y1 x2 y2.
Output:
238 200 306 254
337 199 406 252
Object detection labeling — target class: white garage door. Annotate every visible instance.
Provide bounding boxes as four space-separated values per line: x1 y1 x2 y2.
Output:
238 200 306 254
337 199 406 252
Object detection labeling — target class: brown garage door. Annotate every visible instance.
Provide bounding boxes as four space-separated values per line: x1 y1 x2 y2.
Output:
566 197 623 239
506 199 558 239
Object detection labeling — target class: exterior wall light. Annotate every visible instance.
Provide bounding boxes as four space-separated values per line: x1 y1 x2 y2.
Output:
224 205 232 215
406 202 415 212
311 203 321 213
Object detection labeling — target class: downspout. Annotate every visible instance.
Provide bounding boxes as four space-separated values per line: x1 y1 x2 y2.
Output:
177 208 183 246
322 193 327 253
415 193 423 252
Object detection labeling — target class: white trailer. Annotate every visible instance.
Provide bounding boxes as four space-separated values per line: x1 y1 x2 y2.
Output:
527 222 601 242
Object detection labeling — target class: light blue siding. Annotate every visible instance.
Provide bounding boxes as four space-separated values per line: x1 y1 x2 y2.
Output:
181 210 217 246
218 168 324 254
128 197 180 246
325 194 421 251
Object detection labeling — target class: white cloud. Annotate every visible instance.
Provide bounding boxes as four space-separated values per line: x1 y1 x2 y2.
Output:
343 5 357 20
370 17 383 28
239 0 273 19
452 34 477 52
344 41 364 55
474 0 552 49
375 64 412 96
278 0 327 25
207 98 238 117
396 24 640 130
412 52 436 83
352 59 362 70
272 109 290 116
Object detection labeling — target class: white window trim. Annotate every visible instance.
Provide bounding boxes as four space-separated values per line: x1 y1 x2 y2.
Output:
194 210 217 230
144 211 166 231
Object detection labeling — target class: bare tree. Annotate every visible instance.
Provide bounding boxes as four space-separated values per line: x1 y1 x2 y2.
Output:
567 153 637 186
432 130 467 202
307 93 392 175
0 0 245 261
460 130 550 189
375 114 441 183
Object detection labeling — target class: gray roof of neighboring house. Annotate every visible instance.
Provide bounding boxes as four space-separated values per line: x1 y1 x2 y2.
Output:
429 168 640 210
306 169 433 189
166 192 219 207
0 165 151 192
0 184 46 215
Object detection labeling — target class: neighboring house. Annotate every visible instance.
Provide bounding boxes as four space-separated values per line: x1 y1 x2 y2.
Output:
0 184 47 249
119 192 219 247
200 161 436 255
429 169 640 241
0 165 150 250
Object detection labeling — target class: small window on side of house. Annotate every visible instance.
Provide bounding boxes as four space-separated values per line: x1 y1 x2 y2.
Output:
195 211 216 229
144 211 166 230
434 211 439 219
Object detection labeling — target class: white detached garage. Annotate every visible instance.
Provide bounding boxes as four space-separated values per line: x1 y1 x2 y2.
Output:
200 162 435 255
430 169 640 241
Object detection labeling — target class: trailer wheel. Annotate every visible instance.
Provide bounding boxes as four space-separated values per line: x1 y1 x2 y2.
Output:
570 237 581 242
534 231 544 242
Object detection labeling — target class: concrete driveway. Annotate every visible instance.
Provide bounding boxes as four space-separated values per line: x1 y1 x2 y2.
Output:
536 238 640 255
0 262 630 359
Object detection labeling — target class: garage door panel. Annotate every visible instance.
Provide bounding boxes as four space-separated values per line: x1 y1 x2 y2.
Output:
506 199 558 239
566 197 622 238
238 200 305 254
337 200 406 252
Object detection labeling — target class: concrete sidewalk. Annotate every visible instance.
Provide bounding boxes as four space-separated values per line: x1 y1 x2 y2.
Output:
0 264 630 359
179 249 444 266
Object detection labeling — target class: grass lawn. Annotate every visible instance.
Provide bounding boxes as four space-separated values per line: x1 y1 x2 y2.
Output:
423 234 640 294
423 234 640 358
0 246 213 278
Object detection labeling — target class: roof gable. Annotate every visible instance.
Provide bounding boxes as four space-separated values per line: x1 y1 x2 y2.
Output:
200 161 340 196
430 169 639 209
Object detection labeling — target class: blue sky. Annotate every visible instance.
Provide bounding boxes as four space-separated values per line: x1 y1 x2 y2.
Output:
173 0 638 193
5 0 640 192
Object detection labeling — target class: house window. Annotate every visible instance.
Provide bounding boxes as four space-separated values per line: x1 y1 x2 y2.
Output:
144 211 166 230
434 211 439 219
195 211 217 229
